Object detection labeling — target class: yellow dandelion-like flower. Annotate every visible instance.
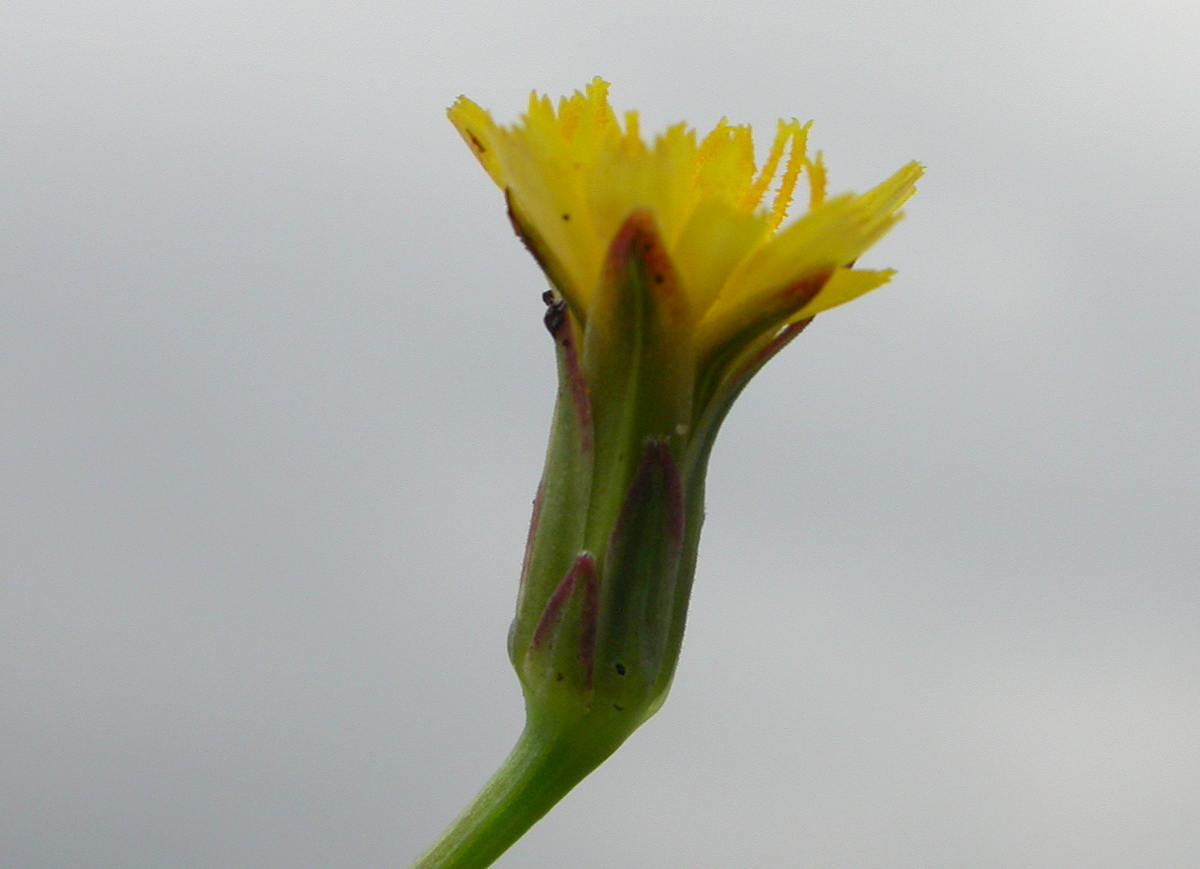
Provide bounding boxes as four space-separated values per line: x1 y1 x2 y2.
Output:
449 77 921 370
415 79 922 869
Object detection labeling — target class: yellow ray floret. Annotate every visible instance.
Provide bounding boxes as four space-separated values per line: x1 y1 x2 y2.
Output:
448 78 920 348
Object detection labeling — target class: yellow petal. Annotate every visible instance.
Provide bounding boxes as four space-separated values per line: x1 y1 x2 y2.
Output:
696 162 922 356
447 96 505 187
671 199 769 316
644 123 701 247
807 150 827 210
792 267 895 320
694 121 757 206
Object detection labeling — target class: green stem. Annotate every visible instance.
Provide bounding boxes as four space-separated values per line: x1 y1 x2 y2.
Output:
409 715 621 869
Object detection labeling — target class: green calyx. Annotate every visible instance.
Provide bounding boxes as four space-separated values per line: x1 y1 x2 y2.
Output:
412 211 817 869
511 210 699 738
512 209 814 739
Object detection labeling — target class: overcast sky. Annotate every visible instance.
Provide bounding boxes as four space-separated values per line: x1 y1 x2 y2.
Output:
2 3 1198 868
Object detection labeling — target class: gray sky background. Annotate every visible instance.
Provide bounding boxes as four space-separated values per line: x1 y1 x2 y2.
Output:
2 2 1198 867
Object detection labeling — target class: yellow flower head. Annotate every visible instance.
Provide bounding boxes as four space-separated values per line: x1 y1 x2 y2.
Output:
448 77 921 365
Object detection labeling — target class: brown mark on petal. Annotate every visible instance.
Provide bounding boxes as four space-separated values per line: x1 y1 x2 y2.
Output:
466 130 487 155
